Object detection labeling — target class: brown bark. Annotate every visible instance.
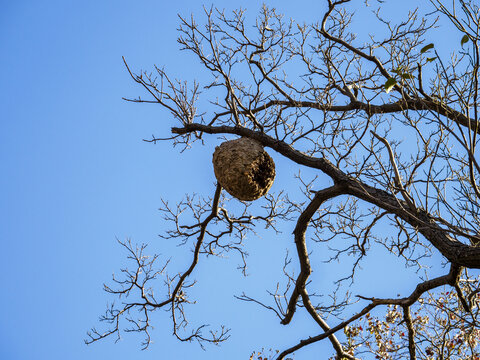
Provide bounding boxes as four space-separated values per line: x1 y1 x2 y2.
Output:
173 123 480 268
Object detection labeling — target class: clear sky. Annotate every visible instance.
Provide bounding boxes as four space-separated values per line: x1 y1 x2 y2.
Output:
0 1 460 359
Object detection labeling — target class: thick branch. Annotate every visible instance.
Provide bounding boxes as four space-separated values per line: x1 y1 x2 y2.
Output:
281 185 346 325
275 264 461 360
301 289 356 360
209 97 479 134
172 124 480 268
402 306 417 360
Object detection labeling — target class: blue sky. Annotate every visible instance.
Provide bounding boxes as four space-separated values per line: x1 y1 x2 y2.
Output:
0 1 460 359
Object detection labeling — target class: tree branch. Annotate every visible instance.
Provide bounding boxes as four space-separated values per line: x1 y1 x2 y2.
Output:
172 123 480 268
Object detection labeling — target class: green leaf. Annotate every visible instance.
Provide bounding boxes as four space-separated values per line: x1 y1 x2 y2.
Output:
420 43 434 53
426 57 437 62
391 66 404 75
461 34 469 46
384 78 397 93
401 73 414 80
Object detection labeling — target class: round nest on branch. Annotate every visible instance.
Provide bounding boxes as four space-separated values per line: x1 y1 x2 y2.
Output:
212 137 276 201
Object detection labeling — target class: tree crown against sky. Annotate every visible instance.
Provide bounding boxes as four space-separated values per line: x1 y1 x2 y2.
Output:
87 0 480 359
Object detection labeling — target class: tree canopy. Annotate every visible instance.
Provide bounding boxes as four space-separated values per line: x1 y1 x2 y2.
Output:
87 1 480 359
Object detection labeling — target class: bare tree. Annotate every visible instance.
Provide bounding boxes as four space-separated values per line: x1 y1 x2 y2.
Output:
87 1 480 359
